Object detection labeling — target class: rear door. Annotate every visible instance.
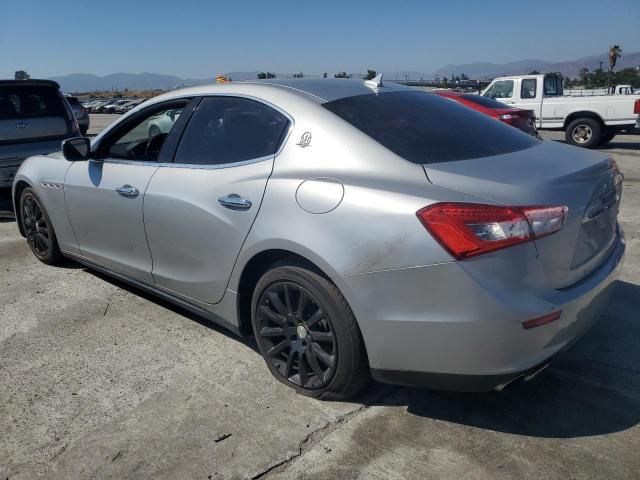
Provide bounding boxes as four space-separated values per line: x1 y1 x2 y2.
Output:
144 95 291 303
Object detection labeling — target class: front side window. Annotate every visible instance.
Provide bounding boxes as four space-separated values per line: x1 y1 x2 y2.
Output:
99 100 188 161
521 79 537 99
174 96 290 166
324 91 538 164
483 80 514 99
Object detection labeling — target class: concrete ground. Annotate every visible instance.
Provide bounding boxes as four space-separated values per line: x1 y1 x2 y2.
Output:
1 117 639 479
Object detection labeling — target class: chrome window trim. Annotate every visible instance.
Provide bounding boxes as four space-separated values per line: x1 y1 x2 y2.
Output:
93 93 294 170
97 155 275 170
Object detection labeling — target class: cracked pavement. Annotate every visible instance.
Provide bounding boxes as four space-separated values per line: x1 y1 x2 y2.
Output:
1 123 639 479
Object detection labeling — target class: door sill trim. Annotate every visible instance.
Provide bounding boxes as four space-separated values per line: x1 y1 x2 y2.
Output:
61 250 241 336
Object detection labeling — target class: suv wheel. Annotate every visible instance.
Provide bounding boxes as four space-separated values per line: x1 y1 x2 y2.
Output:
20 188 63 265
252 264 369 400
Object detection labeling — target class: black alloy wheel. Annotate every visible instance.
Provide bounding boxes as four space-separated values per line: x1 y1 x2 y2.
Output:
20 188 63 265
252 264 370 400
256 281 338 390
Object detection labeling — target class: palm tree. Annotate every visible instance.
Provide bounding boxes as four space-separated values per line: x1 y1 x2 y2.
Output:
608 45 623 92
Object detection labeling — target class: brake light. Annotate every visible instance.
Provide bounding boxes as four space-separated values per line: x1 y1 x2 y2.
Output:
417 203 568 259
498 114 516 120
634 99 640 115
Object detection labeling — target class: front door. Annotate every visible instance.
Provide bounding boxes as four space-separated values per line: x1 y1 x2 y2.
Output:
143 95 291 303
64 99 191 283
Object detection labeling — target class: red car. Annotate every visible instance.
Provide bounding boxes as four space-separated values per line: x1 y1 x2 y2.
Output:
434 91 539 137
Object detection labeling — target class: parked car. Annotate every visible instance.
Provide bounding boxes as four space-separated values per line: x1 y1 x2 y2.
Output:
92 99 121 113
65 95 90 135
85 100 109 113
103 99 131 114
434 90 538 136
483 74 640 147
12 78 624 399
1 79 80 216
115 98 145 114
147 107 182 136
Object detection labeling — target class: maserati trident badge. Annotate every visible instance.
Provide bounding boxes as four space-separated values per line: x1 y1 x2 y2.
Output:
297 131 312 148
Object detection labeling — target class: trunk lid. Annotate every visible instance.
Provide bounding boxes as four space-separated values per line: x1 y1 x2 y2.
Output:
424 141 622 288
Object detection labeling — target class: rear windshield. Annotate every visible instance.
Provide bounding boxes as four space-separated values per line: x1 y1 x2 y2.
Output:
460 94 510 109
0 85 66 120
323 91 538 164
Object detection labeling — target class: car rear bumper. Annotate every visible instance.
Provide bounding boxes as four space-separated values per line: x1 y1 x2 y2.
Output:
338 230 625 392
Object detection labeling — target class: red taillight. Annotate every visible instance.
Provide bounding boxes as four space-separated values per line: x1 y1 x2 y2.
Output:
634 99 640 115
417 203 568 260
522 311 562 329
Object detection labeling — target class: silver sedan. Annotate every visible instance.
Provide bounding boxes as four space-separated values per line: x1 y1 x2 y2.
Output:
12 78 625 399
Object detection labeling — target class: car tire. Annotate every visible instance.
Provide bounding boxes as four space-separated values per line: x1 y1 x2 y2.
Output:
565 118 602 148
19 188 63 265
251 263 370 400
598 128 617 146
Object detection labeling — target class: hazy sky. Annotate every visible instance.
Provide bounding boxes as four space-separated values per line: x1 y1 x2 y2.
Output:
1 0 639 78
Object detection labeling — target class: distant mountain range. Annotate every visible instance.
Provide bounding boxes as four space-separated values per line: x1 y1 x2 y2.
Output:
48 51 640 92
433 51 640 80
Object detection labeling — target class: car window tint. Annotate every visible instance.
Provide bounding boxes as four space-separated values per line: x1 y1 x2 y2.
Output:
174 96 290 165
324 91 538 164
0 85 66 119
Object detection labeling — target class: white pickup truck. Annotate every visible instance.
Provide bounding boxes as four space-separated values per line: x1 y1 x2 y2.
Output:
482 74 640 148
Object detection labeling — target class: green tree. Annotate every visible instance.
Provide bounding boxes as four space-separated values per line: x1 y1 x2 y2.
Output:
257 72 267 79
266 72 276 79
293 72 304 78
334 72 349 78
363 69 377 80
460 73 469 80
14 70 30 80
615 68 640 88
528 70 541 75
323 72 328 79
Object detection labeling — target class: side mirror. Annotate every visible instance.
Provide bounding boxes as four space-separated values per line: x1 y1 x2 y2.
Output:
62 137 91 161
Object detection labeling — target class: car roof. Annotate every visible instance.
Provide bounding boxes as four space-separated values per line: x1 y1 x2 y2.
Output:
242 78 413 102
155 78 414 105
0 79 61 89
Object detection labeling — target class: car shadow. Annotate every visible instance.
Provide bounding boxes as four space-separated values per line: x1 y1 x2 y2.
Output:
359 279 640 439
82 266 639 439
83 269 260 352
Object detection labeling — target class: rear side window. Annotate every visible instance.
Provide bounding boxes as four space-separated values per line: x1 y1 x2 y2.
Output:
0 85 66 119
520 79 537 99
323 91 538 164
174 96 290 166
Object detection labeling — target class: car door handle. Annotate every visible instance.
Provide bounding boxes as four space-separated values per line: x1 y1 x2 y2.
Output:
116 185 139 198
218 194 252 210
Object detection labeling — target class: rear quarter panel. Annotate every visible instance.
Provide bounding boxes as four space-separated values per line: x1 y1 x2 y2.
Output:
228 103 494 290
